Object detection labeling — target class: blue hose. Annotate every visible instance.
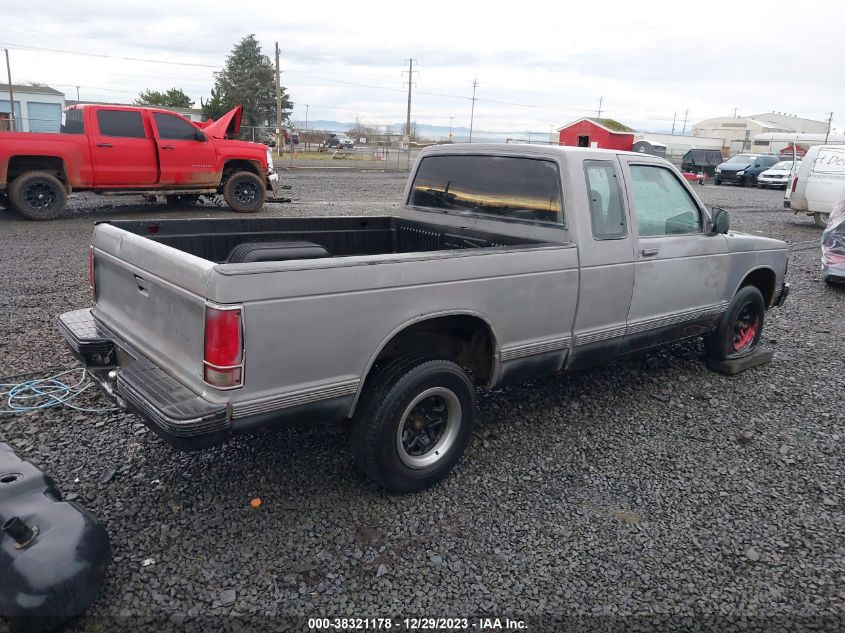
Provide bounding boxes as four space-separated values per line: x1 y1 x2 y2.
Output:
0 367 118 414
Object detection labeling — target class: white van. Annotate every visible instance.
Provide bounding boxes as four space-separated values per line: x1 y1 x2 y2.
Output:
785 145 845 227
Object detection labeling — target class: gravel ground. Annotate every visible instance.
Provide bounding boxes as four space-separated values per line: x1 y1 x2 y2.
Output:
0 173 843 632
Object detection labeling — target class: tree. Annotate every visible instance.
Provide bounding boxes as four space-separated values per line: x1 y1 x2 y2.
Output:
135 87 194 108
206 35 291 128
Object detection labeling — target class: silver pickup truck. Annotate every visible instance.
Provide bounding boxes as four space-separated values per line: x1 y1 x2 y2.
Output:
59 144 789 492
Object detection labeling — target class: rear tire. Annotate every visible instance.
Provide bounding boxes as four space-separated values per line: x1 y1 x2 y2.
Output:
223 171 265 213
814 212 830 228
9 171 66 220
705 286 765 361
351 354 476 493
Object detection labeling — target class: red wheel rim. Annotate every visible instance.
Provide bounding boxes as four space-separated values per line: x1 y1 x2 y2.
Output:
732 304 760 352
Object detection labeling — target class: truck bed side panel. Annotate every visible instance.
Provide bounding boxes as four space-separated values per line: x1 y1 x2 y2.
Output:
206 245 579 417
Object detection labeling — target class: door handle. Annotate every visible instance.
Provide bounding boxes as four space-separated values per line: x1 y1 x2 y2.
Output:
161 145 175 150
641 248 659 257
96 143 113 148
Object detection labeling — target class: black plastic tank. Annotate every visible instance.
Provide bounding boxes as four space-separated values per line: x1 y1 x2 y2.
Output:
0 443 111 632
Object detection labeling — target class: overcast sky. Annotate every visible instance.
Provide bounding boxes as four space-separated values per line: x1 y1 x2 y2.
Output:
2 0 843 135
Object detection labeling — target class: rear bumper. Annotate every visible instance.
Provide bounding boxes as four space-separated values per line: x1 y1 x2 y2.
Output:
58 308 230 451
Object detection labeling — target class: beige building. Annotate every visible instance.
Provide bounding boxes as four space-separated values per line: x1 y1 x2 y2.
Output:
692 113 828 154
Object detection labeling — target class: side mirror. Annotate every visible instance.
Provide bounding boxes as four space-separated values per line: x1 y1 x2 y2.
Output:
711 207 730 234
195 130 207 142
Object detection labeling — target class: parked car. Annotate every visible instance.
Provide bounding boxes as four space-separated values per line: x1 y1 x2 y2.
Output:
715 154 781 186
785 145 845 227
758 160 799 189
321 133 354 150
0 105 277 219
821 192 845 283
59 144 789 492
681 170 705 185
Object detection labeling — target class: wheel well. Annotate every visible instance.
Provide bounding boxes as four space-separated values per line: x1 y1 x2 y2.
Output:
368 315 496 387
222 160 261 180
740 268 776 307
8 156 68 187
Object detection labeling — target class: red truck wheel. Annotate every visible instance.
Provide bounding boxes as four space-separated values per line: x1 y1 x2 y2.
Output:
223 171 265 213
9 172 67 221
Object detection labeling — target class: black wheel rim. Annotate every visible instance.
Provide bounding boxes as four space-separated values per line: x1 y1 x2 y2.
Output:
233 180 258 206
732 303 760 353
24 182 57 211
396 388 462 469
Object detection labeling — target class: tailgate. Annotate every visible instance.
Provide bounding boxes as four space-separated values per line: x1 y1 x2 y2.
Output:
91 223 215 396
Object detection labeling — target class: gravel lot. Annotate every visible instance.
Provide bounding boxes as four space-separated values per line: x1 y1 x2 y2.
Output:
0 172 842 632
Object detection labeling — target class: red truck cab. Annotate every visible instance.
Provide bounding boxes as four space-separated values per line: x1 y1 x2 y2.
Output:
0 104 277 220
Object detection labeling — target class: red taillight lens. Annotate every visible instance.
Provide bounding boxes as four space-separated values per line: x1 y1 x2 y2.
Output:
203 305 243 388
791 176 798 193
88 245 96 301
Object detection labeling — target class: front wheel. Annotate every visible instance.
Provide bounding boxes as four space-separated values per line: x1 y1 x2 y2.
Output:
8 171 67 220
715 177 722 185
351 355 476 493
706 286 765 360
814 212 830 228
223 171 266 213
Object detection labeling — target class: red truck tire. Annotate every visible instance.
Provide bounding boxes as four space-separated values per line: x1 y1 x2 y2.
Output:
9 172 67 221
223 171 265 213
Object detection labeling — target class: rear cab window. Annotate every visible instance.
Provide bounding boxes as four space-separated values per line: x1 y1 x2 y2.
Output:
584 160 626 239
409 154 564 225
96 109 146 138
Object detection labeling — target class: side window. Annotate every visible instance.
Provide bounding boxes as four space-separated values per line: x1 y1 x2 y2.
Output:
153 113 200 140
584 160 626 239
630 165 702 236
409 155 564 224
96 110 145 138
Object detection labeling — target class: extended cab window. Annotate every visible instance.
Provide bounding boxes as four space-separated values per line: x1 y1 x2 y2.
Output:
584 160 626 239
96 110 146 138
630 165 702 236
409 155 563 224
153 113 200 140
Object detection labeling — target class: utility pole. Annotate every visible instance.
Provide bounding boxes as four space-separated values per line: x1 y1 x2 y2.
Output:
681 108 689 135
275 42 283 156
449 116 454 142
469 79 478 143
597 96 603 118
404 58 414 138
732 107 738 118
4 49 14 131
825 112 833 143
305 104 309 133
75 85 80 102
671 112 677 135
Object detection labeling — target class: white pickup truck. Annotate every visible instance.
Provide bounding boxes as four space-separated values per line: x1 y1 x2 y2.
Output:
59 144 789 492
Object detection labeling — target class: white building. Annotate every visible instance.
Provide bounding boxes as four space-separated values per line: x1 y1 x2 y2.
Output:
0 84 66 132
692 112 829 154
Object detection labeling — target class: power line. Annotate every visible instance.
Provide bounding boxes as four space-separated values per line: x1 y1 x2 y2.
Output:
0 42 218 68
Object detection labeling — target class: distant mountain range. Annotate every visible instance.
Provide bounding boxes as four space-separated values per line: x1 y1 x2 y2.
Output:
295 119 557 143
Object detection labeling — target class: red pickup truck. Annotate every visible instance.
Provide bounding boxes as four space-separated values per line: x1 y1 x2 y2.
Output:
0 104 278 220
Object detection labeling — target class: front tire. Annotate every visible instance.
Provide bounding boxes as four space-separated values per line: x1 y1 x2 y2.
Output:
351 355 476 493
715 177 722 185
9 171 66 220
814 212 830 228
223 171 266 213
706 286 765 360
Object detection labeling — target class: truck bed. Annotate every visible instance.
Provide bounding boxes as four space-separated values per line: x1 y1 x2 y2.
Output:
107 216 551 263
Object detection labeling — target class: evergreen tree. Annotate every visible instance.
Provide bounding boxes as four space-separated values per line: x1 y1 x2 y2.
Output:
206 35 291 127
135 87 194 108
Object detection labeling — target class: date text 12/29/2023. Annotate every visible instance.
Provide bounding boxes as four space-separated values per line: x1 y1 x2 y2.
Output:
308 618 528 630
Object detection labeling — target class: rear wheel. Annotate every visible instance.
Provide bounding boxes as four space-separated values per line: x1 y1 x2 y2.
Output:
9 171 67 220
814 212 830 228
706 286 765 360
351 354 476 493
223 171 265 213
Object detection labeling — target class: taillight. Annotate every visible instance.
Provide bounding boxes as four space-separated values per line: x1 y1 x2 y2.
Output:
791 176 798 193
203 305 244 389
88 245 96 301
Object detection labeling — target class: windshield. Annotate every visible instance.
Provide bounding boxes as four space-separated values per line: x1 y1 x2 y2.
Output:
771 161 794 170
727 154 756 164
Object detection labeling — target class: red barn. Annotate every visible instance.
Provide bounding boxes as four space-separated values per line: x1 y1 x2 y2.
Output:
557 117 635 151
